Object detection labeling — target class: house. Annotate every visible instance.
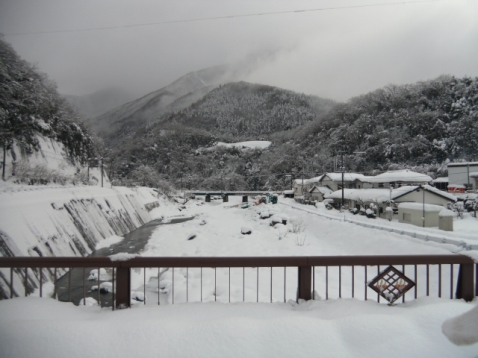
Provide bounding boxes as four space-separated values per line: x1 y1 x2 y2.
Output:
448 162 478 191
319 173 367 191
324 185 456 219
309 186 333 202
359 169 432 189
292 175 324 197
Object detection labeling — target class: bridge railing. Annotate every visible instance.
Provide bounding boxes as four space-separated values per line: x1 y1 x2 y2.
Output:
0 255 476 310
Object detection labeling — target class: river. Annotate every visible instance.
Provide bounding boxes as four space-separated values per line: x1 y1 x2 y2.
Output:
55 216 193 307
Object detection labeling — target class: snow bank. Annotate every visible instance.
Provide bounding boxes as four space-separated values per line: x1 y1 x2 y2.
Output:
0 297 476 358
442 304 478 346
0 184 163 297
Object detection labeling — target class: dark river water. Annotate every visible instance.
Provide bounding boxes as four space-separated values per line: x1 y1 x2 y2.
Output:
55 216 193 307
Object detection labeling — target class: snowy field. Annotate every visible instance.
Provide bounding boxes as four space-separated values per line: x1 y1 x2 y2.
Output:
1 194 477 357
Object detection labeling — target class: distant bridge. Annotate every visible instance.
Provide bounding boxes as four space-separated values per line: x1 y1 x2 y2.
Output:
185 191 279 202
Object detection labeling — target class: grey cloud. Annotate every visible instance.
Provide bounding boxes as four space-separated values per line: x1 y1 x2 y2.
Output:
1 0 477 102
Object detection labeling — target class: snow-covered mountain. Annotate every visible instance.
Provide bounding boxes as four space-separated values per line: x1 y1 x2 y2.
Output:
89 65 243 139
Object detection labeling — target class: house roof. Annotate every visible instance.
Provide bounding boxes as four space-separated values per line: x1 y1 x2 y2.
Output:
293 175 325 185
432 177 448 183
324 185 457 203
309 186 333 195
321 173 366 182
324 187 412 202
448 162 478 167
398 203 443 212
361 170 432 183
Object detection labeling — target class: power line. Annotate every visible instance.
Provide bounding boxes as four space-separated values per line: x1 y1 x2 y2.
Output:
4 0 447 37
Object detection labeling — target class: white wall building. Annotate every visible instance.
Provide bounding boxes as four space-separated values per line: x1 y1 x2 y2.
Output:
448 162 478 191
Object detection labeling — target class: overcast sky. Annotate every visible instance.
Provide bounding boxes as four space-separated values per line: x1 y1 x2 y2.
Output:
1 0 477 101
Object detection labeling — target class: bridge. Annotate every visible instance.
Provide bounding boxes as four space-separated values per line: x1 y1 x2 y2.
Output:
186 191 279 203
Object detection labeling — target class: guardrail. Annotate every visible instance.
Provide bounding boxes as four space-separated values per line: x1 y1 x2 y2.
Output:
280 201 478 251
0 255 476 310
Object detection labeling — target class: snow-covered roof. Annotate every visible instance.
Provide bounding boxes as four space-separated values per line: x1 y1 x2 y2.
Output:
283 190 294 194
469 172 478 178
432 177 448 183
448 161 478 167
215 141 271 150
398 203 443 212
309 186 333 195
322 173 366 182
362 170 432 183
293 175 324 185
324 185 457 203
421 184 457 201
324 187 412 203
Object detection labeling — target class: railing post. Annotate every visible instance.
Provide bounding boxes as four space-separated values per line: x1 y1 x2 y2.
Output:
455 263 474 302
116 267 131 309
297 266 312 301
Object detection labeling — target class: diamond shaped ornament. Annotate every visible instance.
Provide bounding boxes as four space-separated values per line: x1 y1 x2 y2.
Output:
368 266 415 304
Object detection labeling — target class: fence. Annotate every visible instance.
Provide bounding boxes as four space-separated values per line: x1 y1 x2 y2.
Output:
0 255 476 310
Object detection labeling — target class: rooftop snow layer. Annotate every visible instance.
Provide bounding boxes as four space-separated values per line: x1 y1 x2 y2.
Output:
362 169 432 183
398 203 443 211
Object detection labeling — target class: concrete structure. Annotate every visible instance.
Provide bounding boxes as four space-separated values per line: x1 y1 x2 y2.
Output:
448 162 478 191
438 209 455 231
397 203 443 227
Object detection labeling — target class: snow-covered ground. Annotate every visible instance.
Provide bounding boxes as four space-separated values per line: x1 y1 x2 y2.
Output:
1 296 477 358
215 140 272 150
1 194 477 357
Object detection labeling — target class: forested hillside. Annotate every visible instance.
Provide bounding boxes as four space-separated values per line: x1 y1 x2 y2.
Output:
0 36 93 180
278 75 478 173
160 82 336 137
106 75 478 191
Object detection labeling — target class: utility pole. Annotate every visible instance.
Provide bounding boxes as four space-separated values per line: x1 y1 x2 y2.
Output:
301 169 304 197
340 151 345 208
2 140 6 181
101 157 104 188
467 163 470 190
422 185 425 227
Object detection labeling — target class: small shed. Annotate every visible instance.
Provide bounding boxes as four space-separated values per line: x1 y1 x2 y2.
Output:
397 203 443 227
283 189 294 198
438 209 454 232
